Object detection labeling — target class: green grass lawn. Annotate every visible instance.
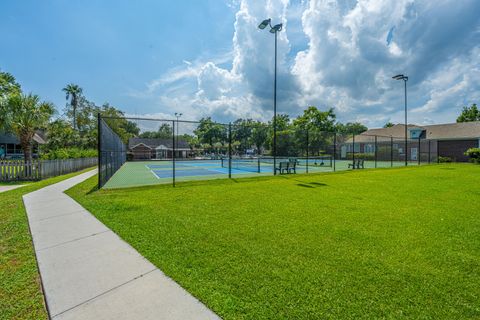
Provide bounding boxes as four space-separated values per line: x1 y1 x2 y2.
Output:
67 164 480 319
0 168 95 320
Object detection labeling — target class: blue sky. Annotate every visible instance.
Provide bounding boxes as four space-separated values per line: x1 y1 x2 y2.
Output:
1 0 479 128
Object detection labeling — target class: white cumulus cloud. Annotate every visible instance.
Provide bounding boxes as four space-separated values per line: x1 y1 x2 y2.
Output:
132 0 480 128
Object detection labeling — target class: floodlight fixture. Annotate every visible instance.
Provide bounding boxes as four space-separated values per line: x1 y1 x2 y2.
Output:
270 23 283 33
258 19 271 30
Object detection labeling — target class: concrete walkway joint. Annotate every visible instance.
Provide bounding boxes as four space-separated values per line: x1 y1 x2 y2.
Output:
23 169 220 320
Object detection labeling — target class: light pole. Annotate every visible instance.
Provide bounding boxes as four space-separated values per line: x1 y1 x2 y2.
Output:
174 112 182 157
393 74 408 166
258 18 282 175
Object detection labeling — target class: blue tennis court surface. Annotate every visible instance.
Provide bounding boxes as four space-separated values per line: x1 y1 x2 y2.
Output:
145 157 335 180
146 160 272 179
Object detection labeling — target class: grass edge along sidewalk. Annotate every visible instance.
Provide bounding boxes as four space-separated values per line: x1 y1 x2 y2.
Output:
67 164 480 319
0 167 96 320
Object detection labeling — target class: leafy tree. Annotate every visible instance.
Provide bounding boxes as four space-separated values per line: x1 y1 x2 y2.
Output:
44 119 79 151
336 122 368 135
266 114 291 155
62 84 83 130
139 123 172 139
250 122 268 155
293 107 336 132
273 114 291 131
457 104 480 122
293 107 336 155
194 117 227 151
0 70 21 99
1 93 54 161
232 119 255 154
100 103 139 144
383 122 394 128
275 130 295 156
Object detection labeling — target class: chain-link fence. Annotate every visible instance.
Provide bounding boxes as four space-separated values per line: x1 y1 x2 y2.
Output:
98 117 126 188
98 115 439 189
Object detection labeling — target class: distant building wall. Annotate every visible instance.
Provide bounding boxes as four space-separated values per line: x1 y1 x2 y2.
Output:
438 139 478 162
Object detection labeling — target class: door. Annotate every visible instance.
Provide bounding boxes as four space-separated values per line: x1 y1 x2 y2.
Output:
341 146 347 158
411 147 418 160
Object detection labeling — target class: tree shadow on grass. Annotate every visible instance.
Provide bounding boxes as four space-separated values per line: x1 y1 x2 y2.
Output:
297 182 328 188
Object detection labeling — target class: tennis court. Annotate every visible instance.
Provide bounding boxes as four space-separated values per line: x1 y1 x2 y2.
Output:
103 156 335 188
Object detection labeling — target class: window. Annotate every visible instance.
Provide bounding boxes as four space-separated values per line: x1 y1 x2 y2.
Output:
364 144 375 153
354 143 360 153
7 144 15 154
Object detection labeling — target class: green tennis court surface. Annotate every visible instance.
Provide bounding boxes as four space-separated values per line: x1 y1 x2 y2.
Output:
103 158 420 189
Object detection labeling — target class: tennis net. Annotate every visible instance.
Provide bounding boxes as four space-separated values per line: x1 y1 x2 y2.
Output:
221 158 260 173
259 155 332 167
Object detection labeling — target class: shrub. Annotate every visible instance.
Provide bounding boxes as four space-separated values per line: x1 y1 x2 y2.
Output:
346 152 375 160
438 156 453 163
40 148 97 160
464 148 480 164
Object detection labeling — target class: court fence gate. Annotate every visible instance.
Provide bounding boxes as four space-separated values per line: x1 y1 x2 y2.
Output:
98 114 440 189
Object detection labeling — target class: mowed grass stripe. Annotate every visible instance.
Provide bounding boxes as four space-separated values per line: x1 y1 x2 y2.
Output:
0 168 96 320
67 164 480 319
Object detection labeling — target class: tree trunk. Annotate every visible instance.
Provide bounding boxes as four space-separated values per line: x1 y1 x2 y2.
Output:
21 133 34 177
72 95 77 131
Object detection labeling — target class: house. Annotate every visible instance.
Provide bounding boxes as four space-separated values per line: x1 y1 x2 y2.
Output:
344 122 480 162
128 138 192 160
0 131 46 159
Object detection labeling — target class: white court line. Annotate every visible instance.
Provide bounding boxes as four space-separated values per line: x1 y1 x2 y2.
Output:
144 164 162 179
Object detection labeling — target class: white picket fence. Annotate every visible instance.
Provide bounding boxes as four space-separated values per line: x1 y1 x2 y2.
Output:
0 157 97 181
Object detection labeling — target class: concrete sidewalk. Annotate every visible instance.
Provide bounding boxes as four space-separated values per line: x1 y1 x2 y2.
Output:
0 184 26 193
23 169 220 320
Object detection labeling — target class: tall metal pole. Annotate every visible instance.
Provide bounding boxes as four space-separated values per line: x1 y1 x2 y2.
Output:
172 120 175 187
306 129 309 174
390 136 393 167
404 78 408 167
273 30 278 175
175 113 182 152
228 123 232 179
97 113 102 188
333 133 336 172
352 134 355 169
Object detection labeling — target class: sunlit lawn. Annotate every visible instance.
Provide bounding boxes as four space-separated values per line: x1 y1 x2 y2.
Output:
0 168 95 320
67 164 480 319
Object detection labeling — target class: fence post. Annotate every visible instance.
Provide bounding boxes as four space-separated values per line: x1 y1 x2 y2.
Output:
97 113 102 188
418 137 421 165
428 140 431 164
228 123 232 178
306 129 309 174
38 160 42 180
374 135 377 168
172 120 176 187
333 133 336 172
390 136 393 167
437 140 440 163
352 134 355 169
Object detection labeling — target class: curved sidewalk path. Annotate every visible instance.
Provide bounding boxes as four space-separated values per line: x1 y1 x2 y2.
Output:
23 169 220 320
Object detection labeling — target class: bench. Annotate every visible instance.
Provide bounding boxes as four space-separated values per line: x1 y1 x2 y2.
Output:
275 161 289 174
348 159 365 169
287 160 296 174
275 161 298 174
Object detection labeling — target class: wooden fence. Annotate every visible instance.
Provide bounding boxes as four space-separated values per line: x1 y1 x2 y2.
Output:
0 157 97 182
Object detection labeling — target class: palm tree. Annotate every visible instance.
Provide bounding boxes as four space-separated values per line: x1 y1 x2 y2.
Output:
1 93 54 161
62 84 82 130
